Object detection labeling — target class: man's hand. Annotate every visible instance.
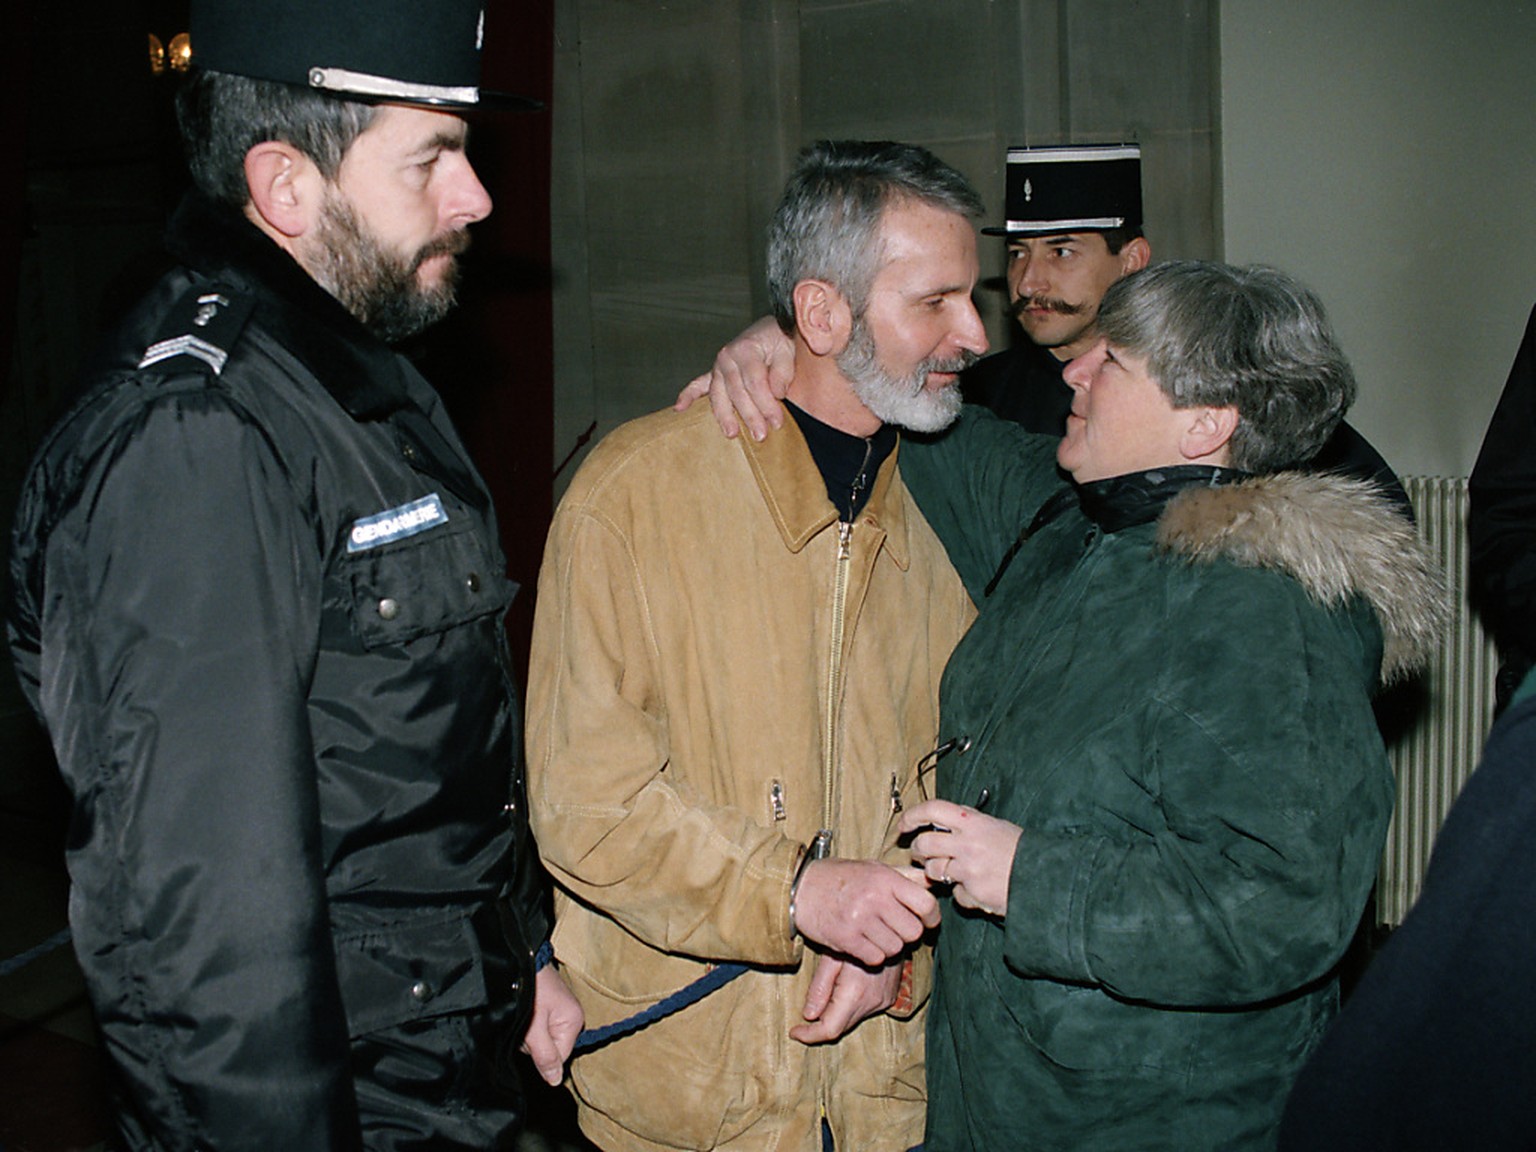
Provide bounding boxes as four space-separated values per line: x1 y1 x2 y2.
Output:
900 799 1023 919
791 858 939 966
789 954 904 1045
520 964 584 1086
674 315 793 441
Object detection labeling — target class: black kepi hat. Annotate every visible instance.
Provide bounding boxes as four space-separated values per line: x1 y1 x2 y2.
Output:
982 144 1142 237
189 0 539 110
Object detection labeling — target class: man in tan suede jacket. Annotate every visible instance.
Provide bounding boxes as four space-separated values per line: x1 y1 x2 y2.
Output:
525 141 985 1151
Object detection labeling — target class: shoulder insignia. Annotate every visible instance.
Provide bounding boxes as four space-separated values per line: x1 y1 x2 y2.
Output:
138 284 255 376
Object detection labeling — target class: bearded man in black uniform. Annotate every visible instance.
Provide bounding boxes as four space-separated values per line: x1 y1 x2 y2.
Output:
6 3 580 1149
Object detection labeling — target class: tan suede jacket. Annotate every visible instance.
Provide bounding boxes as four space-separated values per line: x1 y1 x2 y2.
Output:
527 402 974 1152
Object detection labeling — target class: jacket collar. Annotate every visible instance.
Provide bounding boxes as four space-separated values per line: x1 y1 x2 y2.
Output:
738 404 913 569
164 193 412 420
1077 465 1249 533
1156 470 1444 685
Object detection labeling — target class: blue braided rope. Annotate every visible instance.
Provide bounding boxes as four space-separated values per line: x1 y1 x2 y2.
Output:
573 962 749 1054
1 929 744 1057
533 939 555 971
0 927 72 979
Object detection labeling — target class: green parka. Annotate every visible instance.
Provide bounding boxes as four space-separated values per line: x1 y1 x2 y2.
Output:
901 407 1442 1151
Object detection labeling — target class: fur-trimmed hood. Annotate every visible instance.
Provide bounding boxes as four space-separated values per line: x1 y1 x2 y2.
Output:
1156 472 1446 685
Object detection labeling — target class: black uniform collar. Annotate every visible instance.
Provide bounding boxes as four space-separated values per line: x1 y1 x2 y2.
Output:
1076 464 1250 533
164 193 412 420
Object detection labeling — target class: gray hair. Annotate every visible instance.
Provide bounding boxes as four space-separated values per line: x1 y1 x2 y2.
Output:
175 69 379 209
766 140 984 330
1095 261 1357 473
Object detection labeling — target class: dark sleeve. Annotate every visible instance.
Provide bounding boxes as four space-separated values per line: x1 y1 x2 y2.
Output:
1279 676 1536 1151
29 391 361 1149
1311 420 1414 521
898 404 1067 600
1469 303 1536 669
958 347 1016 413
960 343 1075 434
506 724 553 951
1001 584 1392 1008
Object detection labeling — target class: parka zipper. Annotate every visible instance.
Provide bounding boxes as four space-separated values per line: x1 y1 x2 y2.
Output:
812 519 855 860
810 436 874 856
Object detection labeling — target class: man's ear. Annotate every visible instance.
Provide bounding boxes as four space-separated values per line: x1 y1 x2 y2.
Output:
243 141 321 239
1120 236 1152 276
1181 404 1239 463
792 279 853 357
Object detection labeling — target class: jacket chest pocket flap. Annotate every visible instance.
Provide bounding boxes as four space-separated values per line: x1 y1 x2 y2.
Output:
345 523 514 649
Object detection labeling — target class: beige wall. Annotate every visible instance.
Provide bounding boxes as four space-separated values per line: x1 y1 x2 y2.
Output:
1220 0 1536 478
554 0 1536 489
551 0 1218 492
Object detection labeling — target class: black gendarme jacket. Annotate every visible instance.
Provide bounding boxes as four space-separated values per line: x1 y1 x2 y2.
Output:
8 195 545 1150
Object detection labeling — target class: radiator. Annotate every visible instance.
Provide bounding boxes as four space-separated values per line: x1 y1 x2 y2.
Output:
1376 475 1501 926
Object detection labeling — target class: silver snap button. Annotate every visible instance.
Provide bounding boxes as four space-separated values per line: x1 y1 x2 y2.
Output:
465 572 481 593
410 980 433 1002
378 598 400 620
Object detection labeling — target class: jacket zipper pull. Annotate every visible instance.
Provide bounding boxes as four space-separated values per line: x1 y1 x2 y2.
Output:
889 771 903 814
770 779 787 823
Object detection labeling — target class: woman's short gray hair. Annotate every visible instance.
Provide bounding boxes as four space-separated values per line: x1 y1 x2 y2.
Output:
1095 261 1357 473
766 140 984 330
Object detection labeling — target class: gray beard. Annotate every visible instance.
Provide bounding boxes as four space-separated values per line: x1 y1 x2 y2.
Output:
836 316 970 433
308 194 464 343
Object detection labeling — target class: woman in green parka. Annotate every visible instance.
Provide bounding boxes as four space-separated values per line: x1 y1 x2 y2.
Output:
897 261 1443 1151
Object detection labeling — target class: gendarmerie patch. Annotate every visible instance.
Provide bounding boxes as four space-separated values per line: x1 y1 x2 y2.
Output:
347 494 450 553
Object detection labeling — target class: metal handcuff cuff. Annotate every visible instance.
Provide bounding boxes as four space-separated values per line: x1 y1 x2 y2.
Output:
787 828 834 936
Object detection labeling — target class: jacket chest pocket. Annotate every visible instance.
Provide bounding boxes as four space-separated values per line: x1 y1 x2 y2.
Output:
343 523 514 649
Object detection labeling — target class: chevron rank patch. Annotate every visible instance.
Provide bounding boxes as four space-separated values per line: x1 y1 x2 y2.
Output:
139 283 254 376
